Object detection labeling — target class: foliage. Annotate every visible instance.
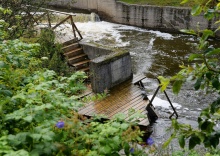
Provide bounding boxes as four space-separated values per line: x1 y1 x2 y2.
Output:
37 28 70 75
158 0 220 154
0 0 52 39
0 7 148 156
119 0 196 7
54 113 147 156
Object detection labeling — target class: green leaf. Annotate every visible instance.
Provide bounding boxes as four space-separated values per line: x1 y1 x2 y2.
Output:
0 61 9 69
99 145 111 155
30 149 41 156
205 48 220 57
121 123 129 130
210 134 219 148
205 72 212 80
212 78 219 90
191 5 202 16
200 108 210 118
29 134 41 142
0 90 13 97
23 116 33 122
189 135 201 150
112 122 121 128
180 29 196 35
124 142 130 156
173 80 183 94
163 136 173 148
204 47 214 54
5 150 29 156
180 0 189 4
158 76 170 91
178 135 185 148
200 120 214 133
202 29 214 40
194 77 203 90
204 12 214 20
188 54 203 61
172 119 179 130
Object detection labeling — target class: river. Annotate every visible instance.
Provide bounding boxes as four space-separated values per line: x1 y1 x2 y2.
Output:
55 12 217 153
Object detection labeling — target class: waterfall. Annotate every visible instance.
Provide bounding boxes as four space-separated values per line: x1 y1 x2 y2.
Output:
90 12 100 22
72 12 100 22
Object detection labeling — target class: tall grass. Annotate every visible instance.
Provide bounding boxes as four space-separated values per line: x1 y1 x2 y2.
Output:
119 0 196 7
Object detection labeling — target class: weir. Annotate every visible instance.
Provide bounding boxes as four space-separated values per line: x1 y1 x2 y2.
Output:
49 0 220 36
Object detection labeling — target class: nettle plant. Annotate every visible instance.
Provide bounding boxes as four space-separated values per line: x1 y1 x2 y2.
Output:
159 0 220 154
0 7 149 156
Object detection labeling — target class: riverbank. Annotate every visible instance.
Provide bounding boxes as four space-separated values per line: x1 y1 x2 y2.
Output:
119 0 195 7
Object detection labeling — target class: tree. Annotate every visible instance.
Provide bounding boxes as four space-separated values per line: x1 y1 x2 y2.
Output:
0 0 54 39
160 0 220 154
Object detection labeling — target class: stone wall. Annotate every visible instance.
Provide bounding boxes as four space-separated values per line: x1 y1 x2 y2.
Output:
78 42 132 93
49 0 220 33
90 51 132 93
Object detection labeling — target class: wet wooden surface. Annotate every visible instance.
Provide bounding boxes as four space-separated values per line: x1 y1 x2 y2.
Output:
79 75 150 126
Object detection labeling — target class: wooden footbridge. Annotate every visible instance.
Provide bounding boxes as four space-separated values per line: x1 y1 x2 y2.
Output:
78 74 158 127
33 7 178 129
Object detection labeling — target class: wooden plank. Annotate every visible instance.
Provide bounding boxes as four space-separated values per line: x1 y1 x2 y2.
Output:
80 84 139 115
86 86 140 116
98 91 143 116
132 74 146 84
78 74 152 127
107 95 144 118
121 100 147 116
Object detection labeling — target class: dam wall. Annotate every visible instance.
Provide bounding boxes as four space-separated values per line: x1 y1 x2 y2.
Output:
49 0 219 34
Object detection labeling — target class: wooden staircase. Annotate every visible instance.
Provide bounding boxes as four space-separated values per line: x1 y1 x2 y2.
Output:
62 39 90 72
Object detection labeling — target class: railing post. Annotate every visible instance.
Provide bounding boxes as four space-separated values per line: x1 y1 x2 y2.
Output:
30 6 83 42
70 15 76 38
47 12 52 28
70 15 83 40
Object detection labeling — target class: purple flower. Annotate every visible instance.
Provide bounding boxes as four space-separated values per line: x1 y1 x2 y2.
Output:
130 147 134 153
56 121 65 128
146 137 154 146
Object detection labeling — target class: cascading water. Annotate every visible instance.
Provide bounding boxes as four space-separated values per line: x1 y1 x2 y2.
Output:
68 13 218 111
72 12 101 22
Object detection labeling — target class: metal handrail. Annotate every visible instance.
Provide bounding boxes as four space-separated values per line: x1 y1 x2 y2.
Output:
148 78 178 119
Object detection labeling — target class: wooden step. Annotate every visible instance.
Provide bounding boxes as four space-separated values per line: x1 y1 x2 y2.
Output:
64 48 83 58
79 66 90 72
62 38 78 46
62 43 80 53
72 59 90 67
68 54 87 64
68 54 87 61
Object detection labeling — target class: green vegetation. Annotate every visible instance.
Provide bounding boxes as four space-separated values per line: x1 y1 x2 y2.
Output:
158 0 220 155
119 0 196 6
0 6 149 156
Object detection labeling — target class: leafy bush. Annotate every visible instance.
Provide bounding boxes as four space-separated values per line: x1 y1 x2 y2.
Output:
0 7 148 156
159 0 220 154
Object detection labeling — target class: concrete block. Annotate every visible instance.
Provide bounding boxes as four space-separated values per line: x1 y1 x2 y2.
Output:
90 50 132 93
79 42 112 59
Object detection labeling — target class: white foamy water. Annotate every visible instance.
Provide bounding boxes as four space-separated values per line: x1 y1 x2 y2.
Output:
148 95 182 109
75 21 174 47
75 21 130 47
